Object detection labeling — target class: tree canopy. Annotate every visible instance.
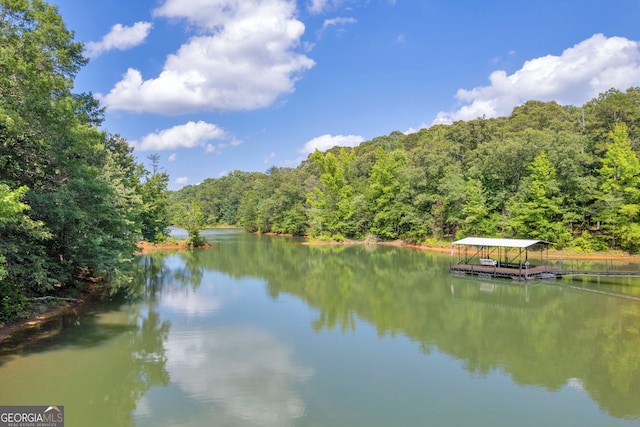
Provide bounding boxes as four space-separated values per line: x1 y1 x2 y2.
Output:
169 88 640 254
0 0 169 323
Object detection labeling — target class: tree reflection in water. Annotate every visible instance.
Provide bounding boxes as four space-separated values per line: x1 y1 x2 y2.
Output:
186 234 640 420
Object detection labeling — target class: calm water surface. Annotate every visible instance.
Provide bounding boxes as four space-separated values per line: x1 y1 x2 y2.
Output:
1 229 640 426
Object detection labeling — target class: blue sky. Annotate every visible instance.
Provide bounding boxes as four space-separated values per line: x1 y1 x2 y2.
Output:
52 0 640 189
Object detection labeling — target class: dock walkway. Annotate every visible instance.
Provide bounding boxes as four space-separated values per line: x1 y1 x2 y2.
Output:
450 264 560 280
559 269 640 278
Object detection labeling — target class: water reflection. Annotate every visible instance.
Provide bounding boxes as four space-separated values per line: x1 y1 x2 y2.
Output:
2 230 640 425
134 327 312 426
188 231 640 420
160 286 223 316
132 249 313 426
0 298 170 427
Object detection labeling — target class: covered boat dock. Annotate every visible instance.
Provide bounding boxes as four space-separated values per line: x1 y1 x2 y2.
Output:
450 237 560 280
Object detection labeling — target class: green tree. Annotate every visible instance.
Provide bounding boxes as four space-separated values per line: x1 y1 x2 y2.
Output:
238 182 264 233
0 184 28 225
466 129 546 216
508 100 578 133
458 178 496 237
367 149 422 240
259 167 308 235
583 88 640 152
506 151 570 245
544 132 598 239
0 0 166 321
306 149 356 240
596 122 640 251
179 201 207 247
0 184 29 279
139 153 170 242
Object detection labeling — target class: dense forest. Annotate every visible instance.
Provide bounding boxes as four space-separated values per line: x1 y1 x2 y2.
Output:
0 0 169 323
169 88 640 253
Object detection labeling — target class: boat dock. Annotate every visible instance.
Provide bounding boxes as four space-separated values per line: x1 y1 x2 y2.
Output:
449 237 640 281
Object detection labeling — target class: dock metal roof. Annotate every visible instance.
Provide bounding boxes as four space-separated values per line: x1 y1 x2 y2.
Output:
452 237 552 248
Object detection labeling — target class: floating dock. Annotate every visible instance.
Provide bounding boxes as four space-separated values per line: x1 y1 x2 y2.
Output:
450 263 561 280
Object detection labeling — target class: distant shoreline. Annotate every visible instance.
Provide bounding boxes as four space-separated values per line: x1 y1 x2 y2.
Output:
302 237 640 261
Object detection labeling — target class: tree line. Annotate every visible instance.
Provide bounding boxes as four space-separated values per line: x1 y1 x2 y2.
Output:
0 0 169 323
169 88 640 253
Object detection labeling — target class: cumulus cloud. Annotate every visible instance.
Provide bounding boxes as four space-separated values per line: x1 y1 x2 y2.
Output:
433 34 640 125
299 134 364 154
84 22 152 58
175 176 189 185
102 0 315 115
132 121 227 151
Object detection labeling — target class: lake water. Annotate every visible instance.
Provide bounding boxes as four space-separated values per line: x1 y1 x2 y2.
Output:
1 229 640 426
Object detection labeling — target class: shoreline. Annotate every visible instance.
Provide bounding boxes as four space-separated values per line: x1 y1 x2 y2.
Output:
0 283 106 343
3 236 639 341
303 237 640 261
135 240 211 254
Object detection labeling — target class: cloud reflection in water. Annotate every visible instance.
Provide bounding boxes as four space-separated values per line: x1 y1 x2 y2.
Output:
162 326 313 426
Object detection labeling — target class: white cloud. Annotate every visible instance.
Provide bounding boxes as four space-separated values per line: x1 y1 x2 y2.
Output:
175 176 190 185
433 34 640 124
308 0 331 14
84 22 152 58
299 134 364 154
132 121 227 151
309 0 393 15
168 153 177 161
321 17 357 33
102 0 315 115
